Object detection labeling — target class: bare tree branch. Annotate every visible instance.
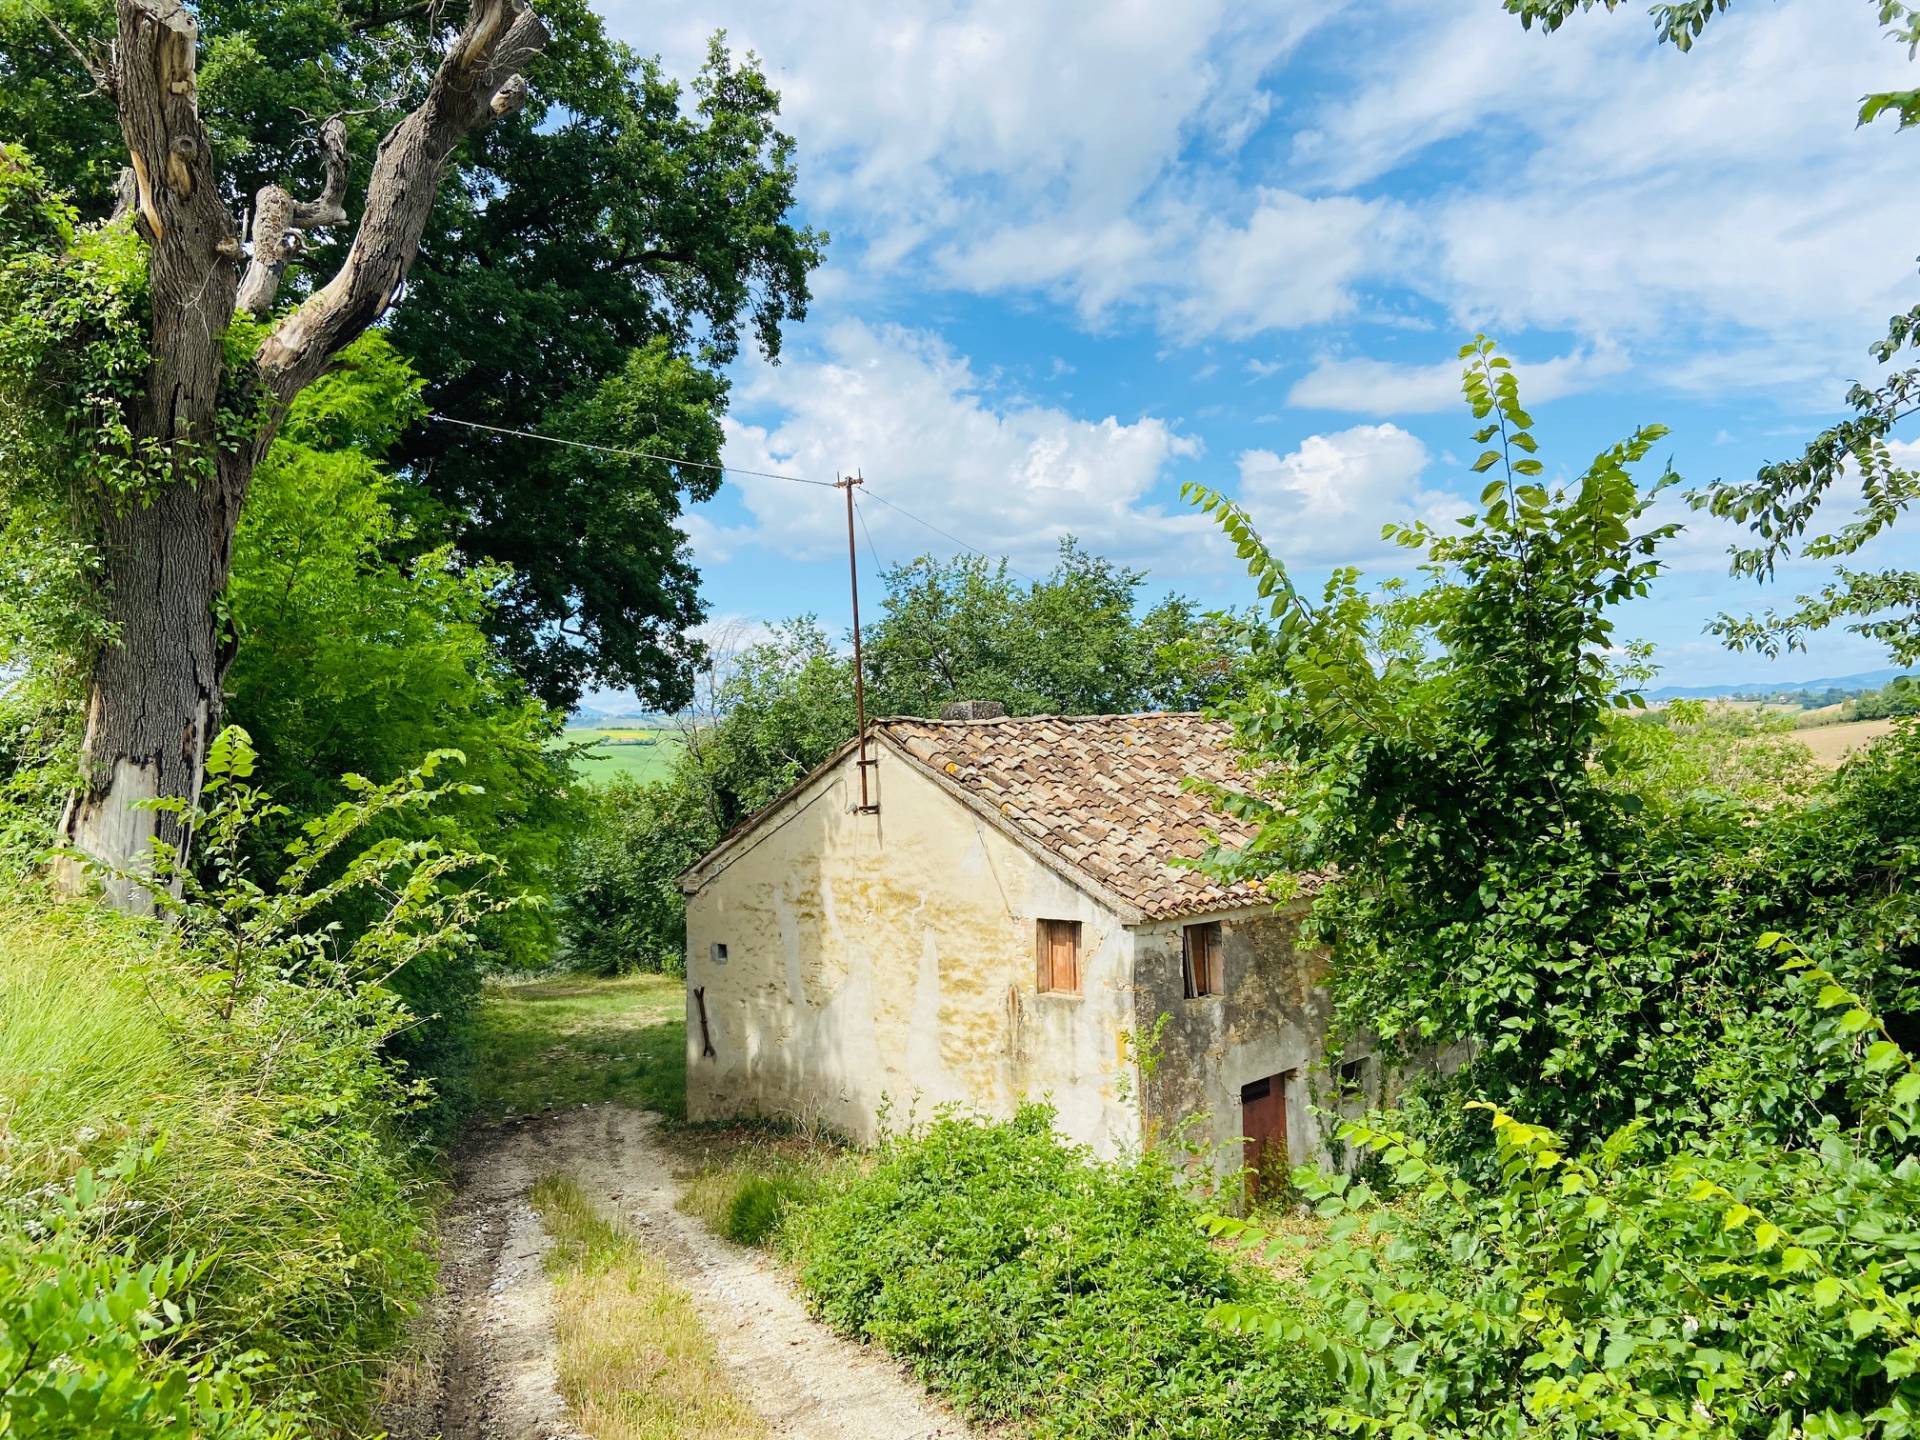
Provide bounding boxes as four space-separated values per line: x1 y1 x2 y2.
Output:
113 0 241 453
237 115 350 318
25 0 111 95
348 0 441 35
254 0 548 402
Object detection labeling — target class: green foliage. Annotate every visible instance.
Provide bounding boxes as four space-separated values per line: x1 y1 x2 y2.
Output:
0 1154 298 1439
209 334 579 1122
445 338 729 710
225 333 577 974
392 33 824 708
117 724 521 1024
1187 338 1715 1155
0 508 102 876
1213 950 1920 1439
4 1 823 707
681 616 861 827
560 775 716 975
787 1103 1331 1440
0 146 163 508
1505 0 1920 79
0 723 509 1428
1846 674 1920 720
1608 700 1821 812
1191 341 1920 1160
864 540 1247 720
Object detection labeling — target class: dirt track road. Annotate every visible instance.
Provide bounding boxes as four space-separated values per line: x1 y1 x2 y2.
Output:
383 1104 976 1440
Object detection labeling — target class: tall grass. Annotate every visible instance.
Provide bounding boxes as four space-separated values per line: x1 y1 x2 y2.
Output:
0 896 435 1430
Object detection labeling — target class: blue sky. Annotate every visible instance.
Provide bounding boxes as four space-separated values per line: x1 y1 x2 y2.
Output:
595 0 1920 699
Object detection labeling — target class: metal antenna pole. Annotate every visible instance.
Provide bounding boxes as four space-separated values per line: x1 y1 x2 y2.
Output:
841 472 879 814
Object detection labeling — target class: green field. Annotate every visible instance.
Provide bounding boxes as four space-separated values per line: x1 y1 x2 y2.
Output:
471 970 686 1122
560 725 684 785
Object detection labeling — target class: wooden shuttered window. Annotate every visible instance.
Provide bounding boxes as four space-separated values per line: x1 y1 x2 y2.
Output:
1036 918 1082 994
1183 921 1223 998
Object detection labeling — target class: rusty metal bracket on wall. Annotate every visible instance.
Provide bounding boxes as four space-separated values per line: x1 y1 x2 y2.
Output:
694 985 716 1058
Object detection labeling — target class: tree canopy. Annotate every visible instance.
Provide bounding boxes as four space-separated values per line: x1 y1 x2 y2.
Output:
0 0 823 708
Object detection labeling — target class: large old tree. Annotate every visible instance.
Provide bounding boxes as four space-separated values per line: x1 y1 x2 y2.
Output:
2 0 823 711
39 0 549 897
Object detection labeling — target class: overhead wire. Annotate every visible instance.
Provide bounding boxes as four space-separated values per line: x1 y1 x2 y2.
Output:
426 410 1042 583
860 488 1038 583
852 491 889 577
424 412 839 487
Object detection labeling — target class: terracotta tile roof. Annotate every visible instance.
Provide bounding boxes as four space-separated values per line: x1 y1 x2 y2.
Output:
878 712 1273 921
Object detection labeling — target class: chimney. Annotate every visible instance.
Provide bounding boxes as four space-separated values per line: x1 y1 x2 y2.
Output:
939 700 1007 721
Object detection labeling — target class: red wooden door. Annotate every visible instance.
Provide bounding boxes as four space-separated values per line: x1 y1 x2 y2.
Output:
1241 1073 1289 1200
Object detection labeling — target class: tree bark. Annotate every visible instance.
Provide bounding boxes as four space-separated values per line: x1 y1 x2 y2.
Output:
237 115 349 319
53 0 547 906
58 462 246 906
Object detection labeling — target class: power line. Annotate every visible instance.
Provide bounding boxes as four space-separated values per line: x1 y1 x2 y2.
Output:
426 411 1042 582
862 488 1038 583
424 413 838 487
852 492 889 577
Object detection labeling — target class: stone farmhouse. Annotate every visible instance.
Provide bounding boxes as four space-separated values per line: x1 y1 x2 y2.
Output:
678 707 1374 1187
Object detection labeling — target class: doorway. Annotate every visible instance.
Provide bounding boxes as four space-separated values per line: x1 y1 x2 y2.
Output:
1240 1071 1292 1201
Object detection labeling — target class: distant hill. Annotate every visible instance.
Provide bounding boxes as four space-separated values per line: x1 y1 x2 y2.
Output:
1648 667 1910 702
569 701 675 726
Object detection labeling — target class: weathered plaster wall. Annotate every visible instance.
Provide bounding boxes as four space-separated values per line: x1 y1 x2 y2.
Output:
1130 906 1335 1186
683 743 1143 1155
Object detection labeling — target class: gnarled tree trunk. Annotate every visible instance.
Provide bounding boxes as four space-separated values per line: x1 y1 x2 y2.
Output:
50 0 547 906
59 460 248 907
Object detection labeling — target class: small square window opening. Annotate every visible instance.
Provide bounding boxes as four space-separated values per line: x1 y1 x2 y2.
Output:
710 942 729 965
1182 921 1223 998
1036 918 1082 994
1336 1057 1369 1102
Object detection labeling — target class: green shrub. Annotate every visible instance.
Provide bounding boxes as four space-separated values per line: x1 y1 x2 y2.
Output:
786 1103 1330 1440
559 775 716 975
1214 949 1920 1439
0 727 512 1430
0 895 428 1432
0 1156 299 1439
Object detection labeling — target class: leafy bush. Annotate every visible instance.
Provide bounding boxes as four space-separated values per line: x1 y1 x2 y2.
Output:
560 775 717 974
1215 946 1920 1439
1850 676 1920 720
0 1156 298 1439
1189 340 1920 1165
787 1104 1330 1440
222 334 580 1118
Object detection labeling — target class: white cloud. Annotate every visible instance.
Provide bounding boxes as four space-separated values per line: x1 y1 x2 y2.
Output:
1347 3 1920 385
1286 339 1628 415
1233 424 1448 564
627 0 1920 391
706 321 1212 569
640 0 1344 263
940 187 1401 339
677 511 757 568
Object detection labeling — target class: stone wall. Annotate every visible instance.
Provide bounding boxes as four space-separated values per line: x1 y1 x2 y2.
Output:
682 740 1143 1155
1130 906 1338 1190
